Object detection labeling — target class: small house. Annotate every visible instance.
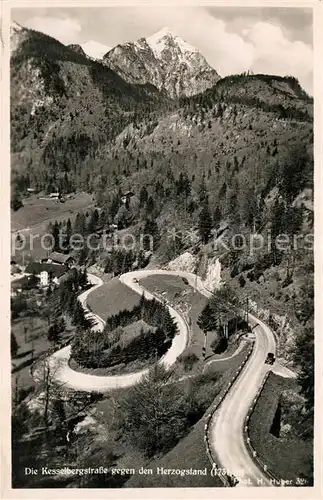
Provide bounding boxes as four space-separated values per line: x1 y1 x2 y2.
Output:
121 191 134 209
45 252 75 267
25 261 67 287
11 276 31 296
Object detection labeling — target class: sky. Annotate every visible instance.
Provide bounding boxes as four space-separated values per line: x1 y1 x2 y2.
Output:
12 6 313 94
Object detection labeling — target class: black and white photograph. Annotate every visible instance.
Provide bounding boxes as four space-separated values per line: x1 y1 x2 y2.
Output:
4 0 320 493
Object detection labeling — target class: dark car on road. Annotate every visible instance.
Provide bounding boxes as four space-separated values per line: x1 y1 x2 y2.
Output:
265 352 275 365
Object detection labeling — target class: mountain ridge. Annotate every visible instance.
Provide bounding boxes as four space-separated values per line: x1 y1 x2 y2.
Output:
10 20 165 185
10 20 312 200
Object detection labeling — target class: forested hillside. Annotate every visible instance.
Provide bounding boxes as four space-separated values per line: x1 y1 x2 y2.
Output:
82 73 313 248
10 22 166 194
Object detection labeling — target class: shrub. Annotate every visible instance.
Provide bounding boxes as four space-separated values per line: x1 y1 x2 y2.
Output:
118 366 190 457
238 275 246 288
210 336 228 354
178 352 199 371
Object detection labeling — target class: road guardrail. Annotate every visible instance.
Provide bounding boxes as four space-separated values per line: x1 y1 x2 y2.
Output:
243 370 282 485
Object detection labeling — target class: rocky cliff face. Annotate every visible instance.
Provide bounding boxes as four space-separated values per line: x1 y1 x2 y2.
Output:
103 27 220 98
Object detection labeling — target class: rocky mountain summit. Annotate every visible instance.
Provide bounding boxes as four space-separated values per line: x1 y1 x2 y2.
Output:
103 27 220 98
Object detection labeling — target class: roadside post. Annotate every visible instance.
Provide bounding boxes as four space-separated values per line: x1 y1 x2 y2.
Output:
203 330 207 360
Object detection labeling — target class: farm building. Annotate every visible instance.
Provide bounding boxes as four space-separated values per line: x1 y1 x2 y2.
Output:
43 252 75 267
25 261 67 287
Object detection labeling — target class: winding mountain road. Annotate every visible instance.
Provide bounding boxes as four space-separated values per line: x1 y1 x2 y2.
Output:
208 313 276 487
40 271 192 391
35 268 287 487
194 281 291 486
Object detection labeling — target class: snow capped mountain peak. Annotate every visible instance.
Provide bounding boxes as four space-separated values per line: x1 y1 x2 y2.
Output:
103 28 220 98
146 27 198 58
147 26 173 42
81 40 111 60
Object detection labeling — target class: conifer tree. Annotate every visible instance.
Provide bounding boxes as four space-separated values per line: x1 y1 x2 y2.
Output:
139 186 149 207
11 333 19 357
87 209 99 234
198 202 213 244
52 221 60 251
